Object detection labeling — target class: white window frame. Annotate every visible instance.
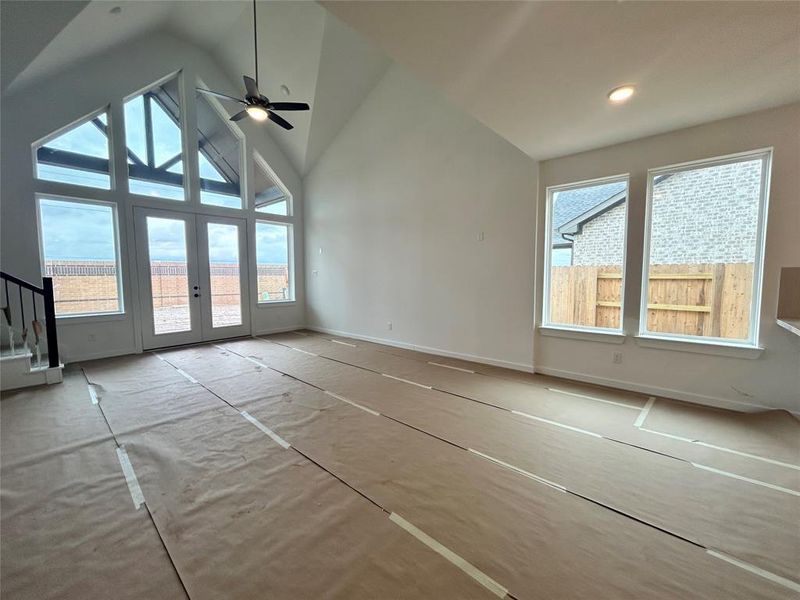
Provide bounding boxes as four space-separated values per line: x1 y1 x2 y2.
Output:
195 76 247 211
35 194 125 318
542 174 630 335
254 151 292 217
254 219 295 305
31 105 115 193
122 71 188 203
253 150 295 305
639 148 772 349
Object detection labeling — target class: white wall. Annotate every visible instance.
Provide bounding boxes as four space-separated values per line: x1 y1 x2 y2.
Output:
1 32 305 363
304 64 538 370
536 103 800 412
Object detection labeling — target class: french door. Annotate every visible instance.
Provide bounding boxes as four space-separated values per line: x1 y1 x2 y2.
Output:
134 207 250 349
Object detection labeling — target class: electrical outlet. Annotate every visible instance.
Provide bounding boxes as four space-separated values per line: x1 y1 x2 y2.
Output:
477 231 485 241
612 351 623 364
312 270 319 276
387 321 393 331
318 247 323 255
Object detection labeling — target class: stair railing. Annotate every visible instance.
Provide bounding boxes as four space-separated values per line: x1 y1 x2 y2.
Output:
0 271 60 368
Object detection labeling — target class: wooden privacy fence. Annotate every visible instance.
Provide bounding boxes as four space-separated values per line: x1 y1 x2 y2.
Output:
549 263 754 340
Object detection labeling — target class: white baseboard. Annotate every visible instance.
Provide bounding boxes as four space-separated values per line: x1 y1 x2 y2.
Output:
63 346 139 364
307 326 534 373
534 365 782 413
254 325 306 336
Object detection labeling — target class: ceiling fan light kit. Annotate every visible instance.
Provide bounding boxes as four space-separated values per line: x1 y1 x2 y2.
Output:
196 0 309 130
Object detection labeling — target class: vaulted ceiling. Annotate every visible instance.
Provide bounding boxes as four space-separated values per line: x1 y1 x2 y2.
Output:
324 1 800 160
3 1 798 172
1 0 390 175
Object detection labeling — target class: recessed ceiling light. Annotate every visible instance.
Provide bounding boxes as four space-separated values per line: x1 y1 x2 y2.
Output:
608 85 635 104
280 84 291 96
109 6 122 15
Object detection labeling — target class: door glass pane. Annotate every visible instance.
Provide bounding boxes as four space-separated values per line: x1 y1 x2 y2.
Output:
207 223 242 328
146 217 191 334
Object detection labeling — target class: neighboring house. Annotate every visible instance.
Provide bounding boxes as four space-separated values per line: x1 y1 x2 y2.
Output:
551 160 761 267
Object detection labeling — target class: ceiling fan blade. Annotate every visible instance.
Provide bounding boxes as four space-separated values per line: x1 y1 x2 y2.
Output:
197 88 245 104
243 75 260 98
266 102 310 111
267 111 293 130
230 110 249 122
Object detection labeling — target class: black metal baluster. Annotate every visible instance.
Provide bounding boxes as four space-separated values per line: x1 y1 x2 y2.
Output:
18 284 24 330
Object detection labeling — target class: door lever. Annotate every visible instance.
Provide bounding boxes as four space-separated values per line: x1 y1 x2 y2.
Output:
193 293 200 298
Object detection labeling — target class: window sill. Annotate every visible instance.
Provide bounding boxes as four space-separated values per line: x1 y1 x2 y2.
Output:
634 334 763 359
56 312 127 325
256 300 297 309
538 325 626 344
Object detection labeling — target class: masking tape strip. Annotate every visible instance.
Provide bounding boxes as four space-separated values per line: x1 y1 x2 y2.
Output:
87 384 99 405
174 368 198 384
639 428 800 470
707 549 800 593
691 463 800 497
389 513 509 598
511 410 603 438
428 361 476 374
324 391 380 416
546 387 642 410
468 448 566 493
292 347 318 356
381 373 433 389
241 411 290 449
331 339 357 347
116 446 145 510
634 397 656 428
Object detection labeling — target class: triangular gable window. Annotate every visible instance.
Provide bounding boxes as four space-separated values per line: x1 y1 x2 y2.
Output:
35 110 112 190
196 89 242 209
254 152 290 216
124 76 185 200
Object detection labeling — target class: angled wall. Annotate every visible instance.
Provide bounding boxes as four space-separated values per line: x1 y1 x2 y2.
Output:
304 63 538 370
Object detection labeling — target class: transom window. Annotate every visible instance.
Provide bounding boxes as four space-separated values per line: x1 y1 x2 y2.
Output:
254 152 291 216
34 110 112 190
196 89 244 209
124 76 185 200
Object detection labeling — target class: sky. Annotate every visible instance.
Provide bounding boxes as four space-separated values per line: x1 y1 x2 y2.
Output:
40 199 289 265
38 88 289 266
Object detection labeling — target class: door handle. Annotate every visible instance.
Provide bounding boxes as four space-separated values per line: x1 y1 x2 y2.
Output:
193 293 200 298
193 285 200 290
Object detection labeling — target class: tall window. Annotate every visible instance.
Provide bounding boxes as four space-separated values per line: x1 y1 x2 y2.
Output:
37 197 123 316
544 176 629 331
256 221 293 302
34 109 112 190
196 90 243 209
641 150 770 344
124 76 185 200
